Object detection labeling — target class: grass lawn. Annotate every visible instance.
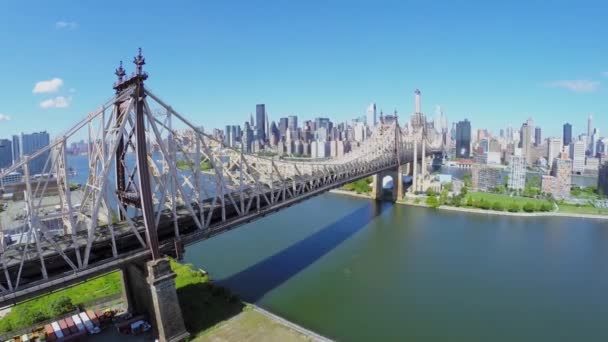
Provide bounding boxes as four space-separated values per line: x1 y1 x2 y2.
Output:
558 203 608 215
194 307 313 342
466 192 551 206
0 271 122 333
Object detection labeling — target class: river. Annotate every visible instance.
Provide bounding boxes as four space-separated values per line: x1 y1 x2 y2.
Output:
184 194 608 341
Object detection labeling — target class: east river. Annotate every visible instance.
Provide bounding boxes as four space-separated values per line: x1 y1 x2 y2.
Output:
66 155 608 341
181 193 608 341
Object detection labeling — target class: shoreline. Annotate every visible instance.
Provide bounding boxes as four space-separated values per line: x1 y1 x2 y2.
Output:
251 305 334 342
329 189 608 220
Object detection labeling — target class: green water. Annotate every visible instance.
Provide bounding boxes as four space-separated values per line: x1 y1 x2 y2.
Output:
184 193 608 341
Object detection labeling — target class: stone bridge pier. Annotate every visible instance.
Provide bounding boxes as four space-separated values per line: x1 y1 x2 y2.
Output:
371 163 411 201
121 257 189 342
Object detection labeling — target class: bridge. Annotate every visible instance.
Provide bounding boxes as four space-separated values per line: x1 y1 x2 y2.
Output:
0 50 442 341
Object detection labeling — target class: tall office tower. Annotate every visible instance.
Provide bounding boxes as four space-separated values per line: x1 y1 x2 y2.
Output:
520 120 533 165
506 126 513 143
499 129 505 139
366 103 377 127
455 119 471 158
224 125 231 146
243 122 253 153
591 128 600 157
278 117 288 138
255 104 266 143
11 135 20 164
587 114 593 152
0 139 12 169
414 89 421 113
21 131 50 175
288 115 298 131
534 127 541 146
563 122 572 146
569 140 586 173
507 154 526 190
265 112 270 142
230 125 238 147
249 113 254 127
547 137 563 167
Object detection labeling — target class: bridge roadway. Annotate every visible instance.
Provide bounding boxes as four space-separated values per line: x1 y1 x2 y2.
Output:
0 152 423 307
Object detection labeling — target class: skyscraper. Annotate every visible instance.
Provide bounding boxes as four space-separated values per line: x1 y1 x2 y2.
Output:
569 140 585 173
255 104 266 143
520 119 533 165
455 119 471 158
563 123 572 146
366 103 377 127
11 135 20 164
547 137 562 167
587 114 593 152
534 127 541 146
0 139 12 169
507 154 526 190
21 131 50 175
287 115 298 131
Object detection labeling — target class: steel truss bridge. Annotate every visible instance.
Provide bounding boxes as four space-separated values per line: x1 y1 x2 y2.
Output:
0 50 442 306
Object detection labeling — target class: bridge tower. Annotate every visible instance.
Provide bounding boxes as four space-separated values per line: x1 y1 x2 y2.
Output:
113 49 189 342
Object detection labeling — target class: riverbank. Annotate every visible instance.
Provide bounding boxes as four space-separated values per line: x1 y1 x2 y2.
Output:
330 189 608 220
195 305 333 341
398 200 608 220
329 189 372 199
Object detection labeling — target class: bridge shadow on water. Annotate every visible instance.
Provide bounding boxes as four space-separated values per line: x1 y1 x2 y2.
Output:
216 200 393 302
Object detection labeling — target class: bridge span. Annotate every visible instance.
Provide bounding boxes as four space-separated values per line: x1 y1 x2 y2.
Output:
0 50 442 341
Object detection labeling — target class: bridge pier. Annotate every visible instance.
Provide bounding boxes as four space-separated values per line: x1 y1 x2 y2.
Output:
372 167 404 201
122 258 189 342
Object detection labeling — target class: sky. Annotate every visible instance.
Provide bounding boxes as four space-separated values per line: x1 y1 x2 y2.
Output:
1 0 607 140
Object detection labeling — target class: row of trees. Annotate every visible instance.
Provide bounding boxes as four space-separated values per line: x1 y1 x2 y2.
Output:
0 296 76 333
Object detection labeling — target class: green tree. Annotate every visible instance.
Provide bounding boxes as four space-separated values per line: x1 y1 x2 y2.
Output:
443 182 453 192
466 196 473 207
426 187 436 197
491 201 505 211
426 196 440 208
460 186 468 196
522 202 536 213
540 202 553 212
508 202 520 212
439 189 449 204
50 296 76 317
463 174 472 187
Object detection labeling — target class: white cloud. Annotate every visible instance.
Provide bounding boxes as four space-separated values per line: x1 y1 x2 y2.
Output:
40 96 71 108
33 78 63 94
546 80 600 93
55 21 78 29
0 114 10 121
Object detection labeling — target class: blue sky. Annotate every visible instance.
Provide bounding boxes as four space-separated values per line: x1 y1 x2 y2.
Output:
1 0 607 139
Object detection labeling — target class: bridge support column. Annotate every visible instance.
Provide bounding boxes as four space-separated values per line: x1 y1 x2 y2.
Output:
397 165 405 200
122 258 189 342
371 174 382 200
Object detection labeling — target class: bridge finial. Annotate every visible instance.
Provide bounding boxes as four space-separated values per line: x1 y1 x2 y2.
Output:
115 60 126 84
133 47 146 76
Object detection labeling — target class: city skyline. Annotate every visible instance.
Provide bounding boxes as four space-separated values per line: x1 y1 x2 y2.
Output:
1 1 608 139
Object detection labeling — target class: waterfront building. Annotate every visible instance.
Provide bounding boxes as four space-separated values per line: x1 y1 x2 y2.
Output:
455 119 471 158
569 140 586 173
585 157 600 172
548 157 572 199
599 161 608 196
507 154 526 190
1 171 22 188
587 114 593 153
472 163 502 191
563 123 572 146
21 131 50 175
0 139 12 169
